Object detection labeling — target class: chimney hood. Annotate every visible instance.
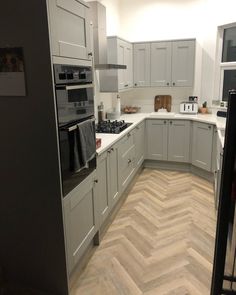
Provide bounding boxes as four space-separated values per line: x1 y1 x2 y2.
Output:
89 1 127 70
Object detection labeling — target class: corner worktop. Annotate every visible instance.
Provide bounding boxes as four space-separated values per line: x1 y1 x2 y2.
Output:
96 113 226 155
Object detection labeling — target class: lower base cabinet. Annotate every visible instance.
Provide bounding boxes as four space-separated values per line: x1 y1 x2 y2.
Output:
118 131 135 192
146 119 190 162
191 122 214 171
97 142 119 226
134 121 145 167
63 171 99 274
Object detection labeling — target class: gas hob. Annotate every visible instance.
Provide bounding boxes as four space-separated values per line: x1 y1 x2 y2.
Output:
96 120 132 134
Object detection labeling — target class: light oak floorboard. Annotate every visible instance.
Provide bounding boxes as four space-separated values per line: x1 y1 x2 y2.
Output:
70 169 216 295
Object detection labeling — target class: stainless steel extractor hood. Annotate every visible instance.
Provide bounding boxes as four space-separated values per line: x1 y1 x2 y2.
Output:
89 1 126 70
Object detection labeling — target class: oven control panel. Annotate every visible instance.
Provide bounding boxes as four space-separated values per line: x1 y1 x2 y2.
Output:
54 64 93 84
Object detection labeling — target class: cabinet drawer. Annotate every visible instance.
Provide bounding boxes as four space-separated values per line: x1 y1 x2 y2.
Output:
119 131 134 156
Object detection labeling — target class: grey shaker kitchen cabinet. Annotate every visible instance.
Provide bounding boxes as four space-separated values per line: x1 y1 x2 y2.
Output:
95 143 120 227
150 40 195 87
192 122 214 171
107 143 120 207
63 171 99 274
118 131 136 192
47 0 92 60
133 121 145 168
96 152 109 226
151 41 172 87
133 43 151 87
168 120 191 163
100 37 133 92
146 119 168 160
171 40 195 87
146 119 190 162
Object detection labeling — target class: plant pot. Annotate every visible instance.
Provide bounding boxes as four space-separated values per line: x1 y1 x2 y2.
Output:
199 107 207 114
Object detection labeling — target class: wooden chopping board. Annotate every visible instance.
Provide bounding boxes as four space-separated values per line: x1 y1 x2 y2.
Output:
154 95 172 112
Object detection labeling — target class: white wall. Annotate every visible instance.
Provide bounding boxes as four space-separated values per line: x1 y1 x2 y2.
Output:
118 0 205 111
88 0 236 114
201 0 236 102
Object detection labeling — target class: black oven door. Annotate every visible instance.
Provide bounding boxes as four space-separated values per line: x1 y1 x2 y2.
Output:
59 117 96 197
56 84 94 126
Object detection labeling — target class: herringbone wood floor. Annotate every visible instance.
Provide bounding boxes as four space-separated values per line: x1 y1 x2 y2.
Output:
71 169 216 295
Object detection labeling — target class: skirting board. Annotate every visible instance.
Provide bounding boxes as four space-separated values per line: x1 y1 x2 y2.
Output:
144 160 214 182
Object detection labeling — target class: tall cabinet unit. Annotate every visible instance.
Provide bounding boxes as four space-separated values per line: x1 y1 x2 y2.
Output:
47 0 92 61
133 43 151 87
99 37 133 92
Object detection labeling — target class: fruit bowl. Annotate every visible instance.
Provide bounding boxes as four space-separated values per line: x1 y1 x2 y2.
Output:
122 106 140 114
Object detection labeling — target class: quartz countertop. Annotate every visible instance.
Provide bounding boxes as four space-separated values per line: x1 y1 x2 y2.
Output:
96 112 226 156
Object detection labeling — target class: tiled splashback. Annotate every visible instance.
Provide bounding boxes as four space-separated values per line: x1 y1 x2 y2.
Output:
119 87 195 113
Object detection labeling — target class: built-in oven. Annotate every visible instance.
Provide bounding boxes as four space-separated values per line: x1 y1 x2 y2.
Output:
54 64 96 197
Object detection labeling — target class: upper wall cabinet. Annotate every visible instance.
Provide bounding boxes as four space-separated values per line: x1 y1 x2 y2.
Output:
47 0 92 61
133 43 151 87
151 41 172 87
134 39 195 88
151 40 195 87
99 37 133 92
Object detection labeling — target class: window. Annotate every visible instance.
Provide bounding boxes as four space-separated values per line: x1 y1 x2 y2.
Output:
219 24 236 101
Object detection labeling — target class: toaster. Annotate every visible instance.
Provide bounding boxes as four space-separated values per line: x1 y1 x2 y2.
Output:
180 102 198 114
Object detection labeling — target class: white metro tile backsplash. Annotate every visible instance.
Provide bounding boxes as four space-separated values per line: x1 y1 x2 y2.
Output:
119 87 194 113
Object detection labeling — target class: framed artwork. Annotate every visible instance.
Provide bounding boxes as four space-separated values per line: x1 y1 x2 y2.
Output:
0 47 26 96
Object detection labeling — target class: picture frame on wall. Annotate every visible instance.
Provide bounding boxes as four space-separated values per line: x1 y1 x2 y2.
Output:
0 47 26 96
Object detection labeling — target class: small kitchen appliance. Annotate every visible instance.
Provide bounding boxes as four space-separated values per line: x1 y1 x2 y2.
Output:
179 102 198 114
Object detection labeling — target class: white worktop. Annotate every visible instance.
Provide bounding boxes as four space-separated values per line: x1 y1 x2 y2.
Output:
96 112 226 155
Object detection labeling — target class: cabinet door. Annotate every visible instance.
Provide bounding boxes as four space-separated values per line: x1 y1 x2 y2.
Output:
97 152 109 226
133 43 151 87
146 119 168 160
168 120 190 163
192 122 214 171
107 145 119 207
134 122 145 167
118 39 126 90
125 43 133 88
172 40 195 87
151 42 172 87
63 171 98 274
119 145 135 192
47 0 91 60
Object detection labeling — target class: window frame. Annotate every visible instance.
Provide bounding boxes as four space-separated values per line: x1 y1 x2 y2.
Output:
215 22 236 102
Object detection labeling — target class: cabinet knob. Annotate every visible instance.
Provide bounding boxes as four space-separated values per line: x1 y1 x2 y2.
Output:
164 120 167 124
208 125 212 129
170 121 172 125
110 147 114 152
135 83 137 86
94 179 98 183
128 159 132 164
88 52 93 57
173 82 175 86
167 82 169 86
107 149 111 154
125 84 128 87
